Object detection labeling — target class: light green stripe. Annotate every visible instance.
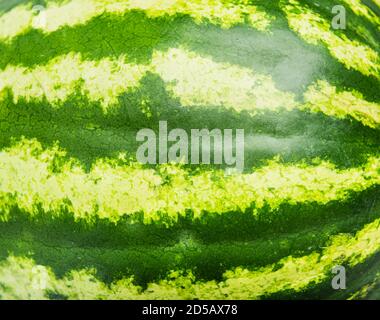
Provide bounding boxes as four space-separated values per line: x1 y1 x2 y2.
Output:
1 49 379 128
0 138 379 223
303 80 380 129
0 48 296 112
0 0 272 41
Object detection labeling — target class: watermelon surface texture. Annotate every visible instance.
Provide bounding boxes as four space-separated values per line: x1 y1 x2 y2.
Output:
0 0 379 300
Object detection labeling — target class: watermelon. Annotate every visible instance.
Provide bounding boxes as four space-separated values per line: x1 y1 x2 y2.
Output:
0 0 379 300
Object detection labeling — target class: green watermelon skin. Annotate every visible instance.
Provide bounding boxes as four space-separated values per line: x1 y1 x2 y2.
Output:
0 0 379 300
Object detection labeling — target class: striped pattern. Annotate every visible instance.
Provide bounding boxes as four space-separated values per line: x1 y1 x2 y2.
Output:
0 0 379 299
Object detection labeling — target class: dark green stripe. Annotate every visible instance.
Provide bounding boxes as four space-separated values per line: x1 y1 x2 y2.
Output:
1 84 379 171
